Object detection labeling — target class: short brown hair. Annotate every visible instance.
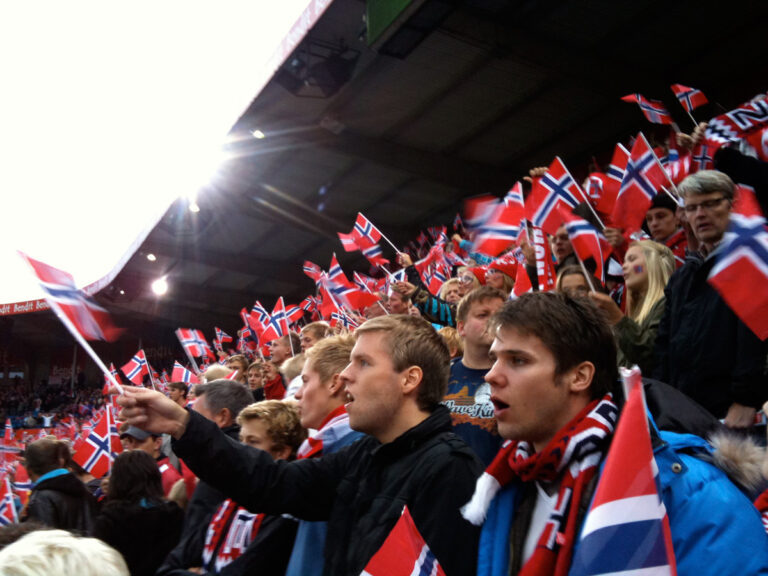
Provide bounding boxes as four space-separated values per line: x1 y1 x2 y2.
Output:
301 321 331 341
489 292 617 399
237 400 307 459
24 438 70 477
438 326 463 358
456 286 507 324
226 354 249 373
167 381 188 398
304 334 355 384
354 315 449 410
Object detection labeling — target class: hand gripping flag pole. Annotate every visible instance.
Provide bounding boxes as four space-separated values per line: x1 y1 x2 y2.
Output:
18 251 124 395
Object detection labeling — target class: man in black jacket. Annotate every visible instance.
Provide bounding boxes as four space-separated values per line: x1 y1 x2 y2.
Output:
119 315 483 576
653 170 767 426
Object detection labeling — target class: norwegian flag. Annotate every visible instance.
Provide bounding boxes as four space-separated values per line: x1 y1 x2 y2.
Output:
328 253 351 286
362 243 390 267
559 207 612 282
19 252 122 341
260 297 287 343
285 303 305 325
171 361 198 385
472 184 526 256
416 231 429 248
300 296 319 313
621 93 674 125
250 301 271 330
337 231 359 252
353 272 381 293
303 260 323 283
159 370 170 386
707 210 768 340
691 142 714 172
121 349 150 386
570 367 677 576
0 475 17 526
176 328 214 359
224 370 240 381
453 213 464 231
612 133 668 234
664 148 691 185
330 311 359 330
670 84 708 113
361 505 446 576
102 363 120 395
72 408 121 479
353 213 382 247
526 157 587 235
464 194 499 230
10 464 31 508
511 251 533 298
594 143 631 217
214 327 233 350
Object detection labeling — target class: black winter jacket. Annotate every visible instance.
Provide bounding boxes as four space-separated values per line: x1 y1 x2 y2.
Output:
23 471 97 535
653 250 767 418
172 406 483 576
94 500 184 576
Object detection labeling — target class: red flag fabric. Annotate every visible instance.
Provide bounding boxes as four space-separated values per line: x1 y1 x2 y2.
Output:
570 367 677 575
121 350 150 386
19 252 122 341
559 207 613 282
102 363 120 396
707 212 768 340
621 93 674 125
175 328 215 360
72 409 121 479
595 143 631 218
303 261 323 283
353 213 382 247
337 231 359 252
670 84 708 113
611 133 668 234
171 361 199 385
530 225 557 292
0 475 17 526
360 505 446 576
526 157 586 235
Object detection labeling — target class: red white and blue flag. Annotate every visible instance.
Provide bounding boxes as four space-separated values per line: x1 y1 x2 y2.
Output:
72 408 121 479
176 328 214 360
102 363 120 396
121 349 150 386
362 243 390 267
707 208 768 340
559 207 612 282
19 252 122 341
361 505 446 576
569 366 677 576
464 194 499 230
171 361 199 385
621 93 674 125
670 84 708 113
0 475 17 526
338 231 359 252
612 133 668 234
260 297 287 343
303 260 323 283
353 213 382 247
526 157 587 235
214 327 233 352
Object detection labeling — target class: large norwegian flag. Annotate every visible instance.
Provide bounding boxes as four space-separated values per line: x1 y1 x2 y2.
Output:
559 207 612 283
353 213 382 247
171 361 199 385
72 408 121 479
176 328 215 360
611 133 668 234
361 505 446 576
19 252 122 341
707 210 768 340
0 475 17 526
526 157 587 235
473 182 526 257
569 367 677 576
621 93 674 125
670 84 708 113
121 349 150 386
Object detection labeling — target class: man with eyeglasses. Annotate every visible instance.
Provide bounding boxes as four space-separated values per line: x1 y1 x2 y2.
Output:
654 170 767 428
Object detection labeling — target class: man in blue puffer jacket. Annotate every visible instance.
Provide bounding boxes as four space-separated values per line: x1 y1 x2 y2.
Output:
462 292 768 575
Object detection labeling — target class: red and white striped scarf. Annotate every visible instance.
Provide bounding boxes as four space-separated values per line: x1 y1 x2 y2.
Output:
462 395 618 576
297 405 351 460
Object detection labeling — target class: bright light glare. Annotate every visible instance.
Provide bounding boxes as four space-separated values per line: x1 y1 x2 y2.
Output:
0 1 314 305
151 277 169 296
189 202 201 213
251 129 266 139
146 253 157 262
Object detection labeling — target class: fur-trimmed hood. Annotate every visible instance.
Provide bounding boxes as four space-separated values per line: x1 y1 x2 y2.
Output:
709 431 766 495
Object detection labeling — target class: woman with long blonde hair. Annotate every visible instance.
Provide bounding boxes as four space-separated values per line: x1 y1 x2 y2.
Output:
590 240 675 374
